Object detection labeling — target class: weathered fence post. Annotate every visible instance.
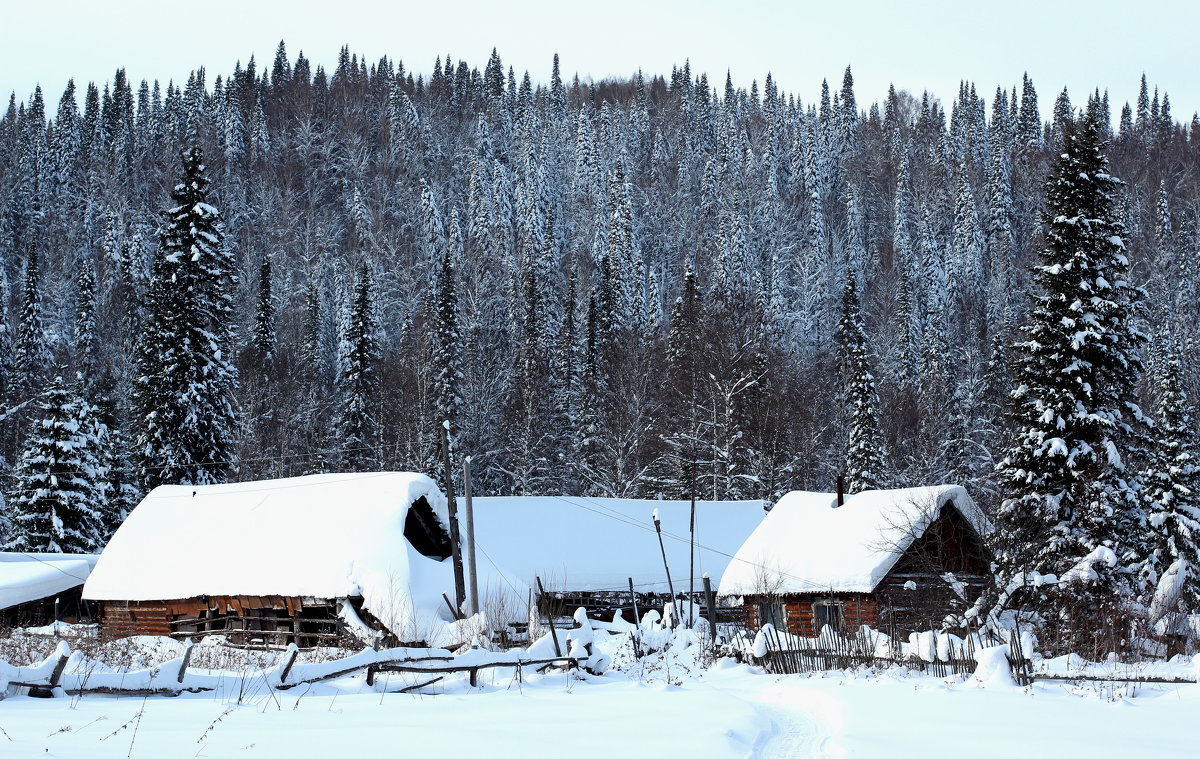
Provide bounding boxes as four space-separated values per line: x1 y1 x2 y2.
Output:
628 577 639 623
30 643 71 698
279 644 299 685
177 638 194 683
628 577 643 657
703 574 716 644
535 576 562 657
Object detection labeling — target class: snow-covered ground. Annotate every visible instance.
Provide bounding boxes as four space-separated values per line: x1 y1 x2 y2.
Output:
2 634 1196 758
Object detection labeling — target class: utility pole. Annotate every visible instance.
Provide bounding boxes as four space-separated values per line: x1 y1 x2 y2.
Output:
440 421 466 612
652 510 681 627
463 456 480 616
689 454 697 628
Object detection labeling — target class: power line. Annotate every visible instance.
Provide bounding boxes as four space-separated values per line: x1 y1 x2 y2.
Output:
544 494 834 593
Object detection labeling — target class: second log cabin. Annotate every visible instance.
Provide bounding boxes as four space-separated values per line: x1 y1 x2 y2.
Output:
718 485 991 638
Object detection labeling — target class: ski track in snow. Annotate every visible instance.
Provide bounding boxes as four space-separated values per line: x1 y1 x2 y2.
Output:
742 686 840 759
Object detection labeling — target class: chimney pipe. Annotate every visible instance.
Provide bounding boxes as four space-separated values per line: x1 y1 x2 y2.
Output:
836 475 845 507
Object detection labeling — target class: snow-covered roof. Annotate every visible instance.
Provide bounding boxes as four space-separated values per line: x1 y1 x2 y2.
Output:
83 472 454 639
718 485 990 596
0 552 98 611
468 496 767 596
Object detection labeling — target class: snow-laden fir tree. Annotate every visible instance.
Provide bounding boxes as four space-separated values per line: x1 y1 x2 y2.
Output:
134 144 238 489
432 242 463 447
13 243 51 391
94 389 139 538
250 252 276 361
1141 344 1200 620
73 256 97 380
3 376 111 553
338 260 377 470
991 109 1147 642
655 264 705 498
837 277 888 493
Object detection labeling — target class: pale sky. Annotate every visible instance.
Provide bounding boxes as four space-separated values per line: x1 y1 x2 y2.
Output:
3 0 1197 120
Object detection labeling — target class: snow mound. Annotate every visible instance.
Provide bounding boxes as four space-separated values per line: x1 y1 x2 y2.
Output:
972 644 1017 687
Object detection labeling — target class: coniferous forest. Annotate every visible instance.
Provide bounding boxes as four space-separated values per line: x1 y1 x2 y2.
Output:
0 44 1198 611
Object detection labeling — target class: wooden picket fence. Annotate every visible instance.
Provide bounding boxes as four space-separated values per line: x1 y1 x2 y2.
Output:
747 625 983 678
742 622 1199 687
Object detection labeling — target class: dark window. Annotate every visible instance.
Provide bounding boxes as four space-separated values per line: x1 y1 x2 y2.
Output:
758 602 786 629
404 495 453 559
813 602 843 635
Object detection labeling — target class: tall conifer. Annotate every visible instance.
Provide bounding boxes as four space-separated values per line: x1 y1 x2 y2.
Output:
992 111 1146 639
134 144 238 489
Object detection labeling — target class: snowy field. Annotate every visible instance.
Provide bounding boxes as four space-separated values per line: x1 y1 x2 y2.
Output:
2 645 1196 758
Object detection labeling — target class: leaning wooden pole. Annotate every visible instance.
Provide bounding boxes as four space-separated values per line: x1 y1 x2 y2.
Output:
462 456 480 617
652 510 681 627
440 421 466 612
535 576 562 657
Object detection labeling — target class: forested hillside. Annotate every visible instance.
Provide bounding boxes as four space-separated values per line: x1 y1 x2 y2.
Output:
0 44 1197 529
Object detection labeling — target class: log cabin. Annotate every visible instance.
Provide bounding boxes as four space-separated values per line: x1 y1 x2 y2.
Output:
718 486 991 638
82 472 456 648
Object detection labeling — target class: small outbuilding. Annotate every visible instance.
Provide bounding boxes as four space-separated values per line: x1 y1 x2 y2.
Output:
469 495 769 624
83 472 456 647
718 486 991 638
1 552 99 627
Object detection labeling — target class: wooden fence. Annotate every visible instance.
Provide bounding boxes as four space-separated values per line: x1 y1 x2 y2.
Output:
2 641 583 699
746 624 984 678
742 622 1198 687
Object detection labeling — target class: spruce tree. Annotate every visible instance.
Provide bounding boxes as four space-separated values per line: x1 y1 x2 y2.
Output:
431 240 464 484
661 265 705 498
4 376 110 553
73 257 98 380
338 260 377 470
134 144 238 489
250 253 276 361
1142 346 1200 616
837 277 888 492
13 243 51 391
991 111 1146 641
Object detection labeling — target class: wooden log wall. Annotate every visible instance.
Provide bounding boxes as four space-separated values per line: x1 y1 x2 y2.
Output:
98 596 344 647
99 601 173 640
742 594 880 638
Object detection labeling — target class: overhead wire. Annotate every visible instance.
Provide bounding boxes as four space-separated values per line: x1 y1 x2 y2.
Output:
542 494 834 593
